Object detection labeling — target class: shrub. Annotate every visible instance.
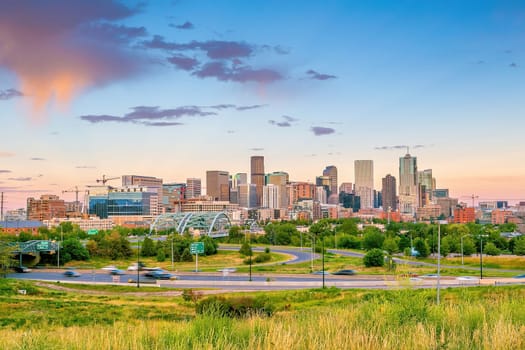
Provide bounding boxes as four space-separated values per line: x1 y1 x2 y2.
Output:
254 253 271 263
196 295 274 318
363 248 385 267
156 249 166 262
264 247 270 254
181 248 193 262
239 242 252 256
483 242 500 256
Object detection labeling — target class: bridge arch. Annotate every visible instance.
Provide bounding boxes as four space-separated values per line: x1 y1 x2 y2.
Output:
149 212 231 237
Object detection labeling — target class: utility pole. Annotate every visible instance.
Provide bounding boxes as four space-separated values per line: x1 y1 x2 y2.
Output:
0 192 4 221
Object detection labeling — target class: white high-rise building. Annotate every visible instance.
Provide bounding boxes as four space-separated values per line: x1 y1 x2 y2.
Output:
399 153 418 215
186 178 202 199
354 160 374 209
263 184 281 209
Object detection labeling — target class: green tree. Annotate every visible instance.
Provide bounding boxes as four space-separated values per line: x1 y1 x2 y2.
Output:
483 242 500 256
141 237 156 257
200 236 218 255
239 241 253 256
461 237 476 256
181 248 193 262
362 227 384 250
414 238 429 258
61 238 90 263
108 232 133 260
363 248 385 267
0 244 15 277
512 238 525 255
383 237 399 254
156 249 166 262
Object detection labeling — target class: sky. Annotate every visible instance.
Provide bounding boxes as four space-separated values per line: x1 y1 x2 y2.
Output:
1 0 525 210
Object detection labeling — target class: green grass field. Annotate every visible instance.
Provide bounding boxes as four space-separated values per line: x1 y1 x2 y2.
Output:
0 278 524 349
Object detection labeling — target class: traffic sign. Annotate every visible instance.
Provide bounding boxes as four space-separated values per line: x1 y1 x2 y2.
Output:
87 229 99 235
35 241 50 251
190 242 204 254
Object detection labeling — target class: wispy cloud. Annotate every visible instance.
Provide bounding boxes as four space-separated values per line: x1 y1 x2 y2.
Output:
306 69 337 80
75 165 96 169
269 115 299 128
311 126 335 136
0 88 23 100
235 104 266 111
30 157 45 161
249 148 264 151
143 35 285 84
80 105 216 126
8 177 32 181
170 21 194 30
509 62 518 68
374 144 431 151
0 170 12 173
0 152 15 157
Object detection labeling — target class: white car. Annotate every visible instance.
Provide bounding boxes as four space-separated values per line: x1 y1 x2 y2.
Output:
101 265 117 271
456 276 479 281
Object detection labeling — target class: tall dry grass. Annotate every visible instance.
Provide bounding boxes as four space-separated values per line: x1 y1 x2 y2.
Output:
1 287 524 349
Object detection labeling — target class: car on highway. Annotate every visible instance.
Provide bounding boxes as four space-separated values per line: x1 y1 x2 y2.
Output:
456 276 479 281
13 266 32 273
332 269 357 276
311 270 330 275
101 265 118 271
217 268 237 273
64 269 81 277
513 274 525 279
108 269 126 275
421 274 439 278
127 262 146 271
144 269 176 280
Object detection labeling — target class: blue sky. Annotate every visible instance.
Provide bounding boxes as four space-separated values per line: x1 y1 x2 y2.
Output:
1 0 524 209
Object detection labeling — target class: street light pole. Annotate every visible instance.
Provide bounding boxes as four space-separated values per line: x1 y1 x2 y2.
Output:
322 234 325 289
437 221 442 305
480 234 484 280
137 236 141 288
171 232 174 272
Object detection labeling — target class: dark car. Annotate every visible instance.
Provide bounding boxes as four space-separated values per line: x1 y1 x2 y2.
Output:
14 266 32 273
311 270 330 275
332 269 357 276
109 269 126 275
513 274 525 279
64 269 81 277
145 270 175 280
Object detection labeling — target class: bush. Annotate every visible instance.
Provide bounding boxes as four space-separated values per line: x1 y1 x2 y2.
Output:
196 295 274 318
483 242 500 256
363 248 385 267
181 248 193 262
239 242 252 256
156 249 166 262
264 247 270 254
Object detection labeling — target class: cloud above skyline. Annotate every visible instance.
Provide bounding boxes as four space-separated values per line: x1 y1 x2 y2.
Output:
80 103 266 126
8 177 32 182
374 144 431 151
269 115 299 127
143 35 285 83
311 126 335 136
0 0 147 116
0 88 23 100
75 165 96 169
170 21 195 30
30 157 45 161
306 69 337 80
0 152 15 157
0 170 12 173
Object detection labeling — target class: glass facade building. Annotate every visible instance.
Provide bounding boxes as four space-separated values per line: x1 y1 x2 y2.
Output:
89 191 153 218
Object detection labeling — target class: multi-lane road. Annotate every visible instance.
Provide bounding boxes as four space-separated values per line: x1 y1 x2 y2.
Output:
7 245 525 291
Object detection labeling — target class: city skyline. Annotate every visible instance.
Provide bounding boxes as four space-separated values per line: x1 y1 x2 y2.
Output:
1 1 525 209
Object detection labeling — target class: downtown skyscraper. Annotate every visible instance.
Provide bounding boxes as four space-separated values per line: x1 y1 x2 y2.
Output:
399 153 418 215
355 160 374 209
250 156 265 207
382 174 397 212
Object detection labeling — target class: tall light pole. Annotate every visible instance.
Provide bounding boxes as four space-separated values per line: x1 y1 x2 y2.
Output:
57 225 63 268
460 234 467 266
171 232 174 272
136 236 141 288
436 220 447 305
321 234 325 289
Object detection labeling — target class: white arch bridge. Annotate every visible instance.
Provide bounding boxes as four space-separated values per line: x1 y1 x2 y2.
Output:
149 212 231 238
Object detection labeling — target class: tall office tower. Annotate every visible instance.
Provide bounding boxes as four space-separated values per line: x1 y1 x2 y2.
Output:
322 165 338 196
339 182 353 194
382 174 397 212
238 184 257 208
354 160 374 209
316 176 331 195
263 184 281 209
232 173 247 188
250 156 265 207
27 194 66 220
315 186 327 204
186 178 202 199
418 169 434 206
266 171 289 208
399 153 418 215
206 171 230 201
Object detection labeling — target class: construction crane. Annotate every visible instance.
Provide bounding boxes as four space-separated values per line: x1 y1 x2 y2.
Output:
62 186 81 212
96 175 119 185
460 194 479 208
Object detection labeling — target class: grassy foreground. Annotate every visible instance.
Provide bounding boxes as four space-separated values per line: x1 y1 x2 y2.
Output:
0 279 524 349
